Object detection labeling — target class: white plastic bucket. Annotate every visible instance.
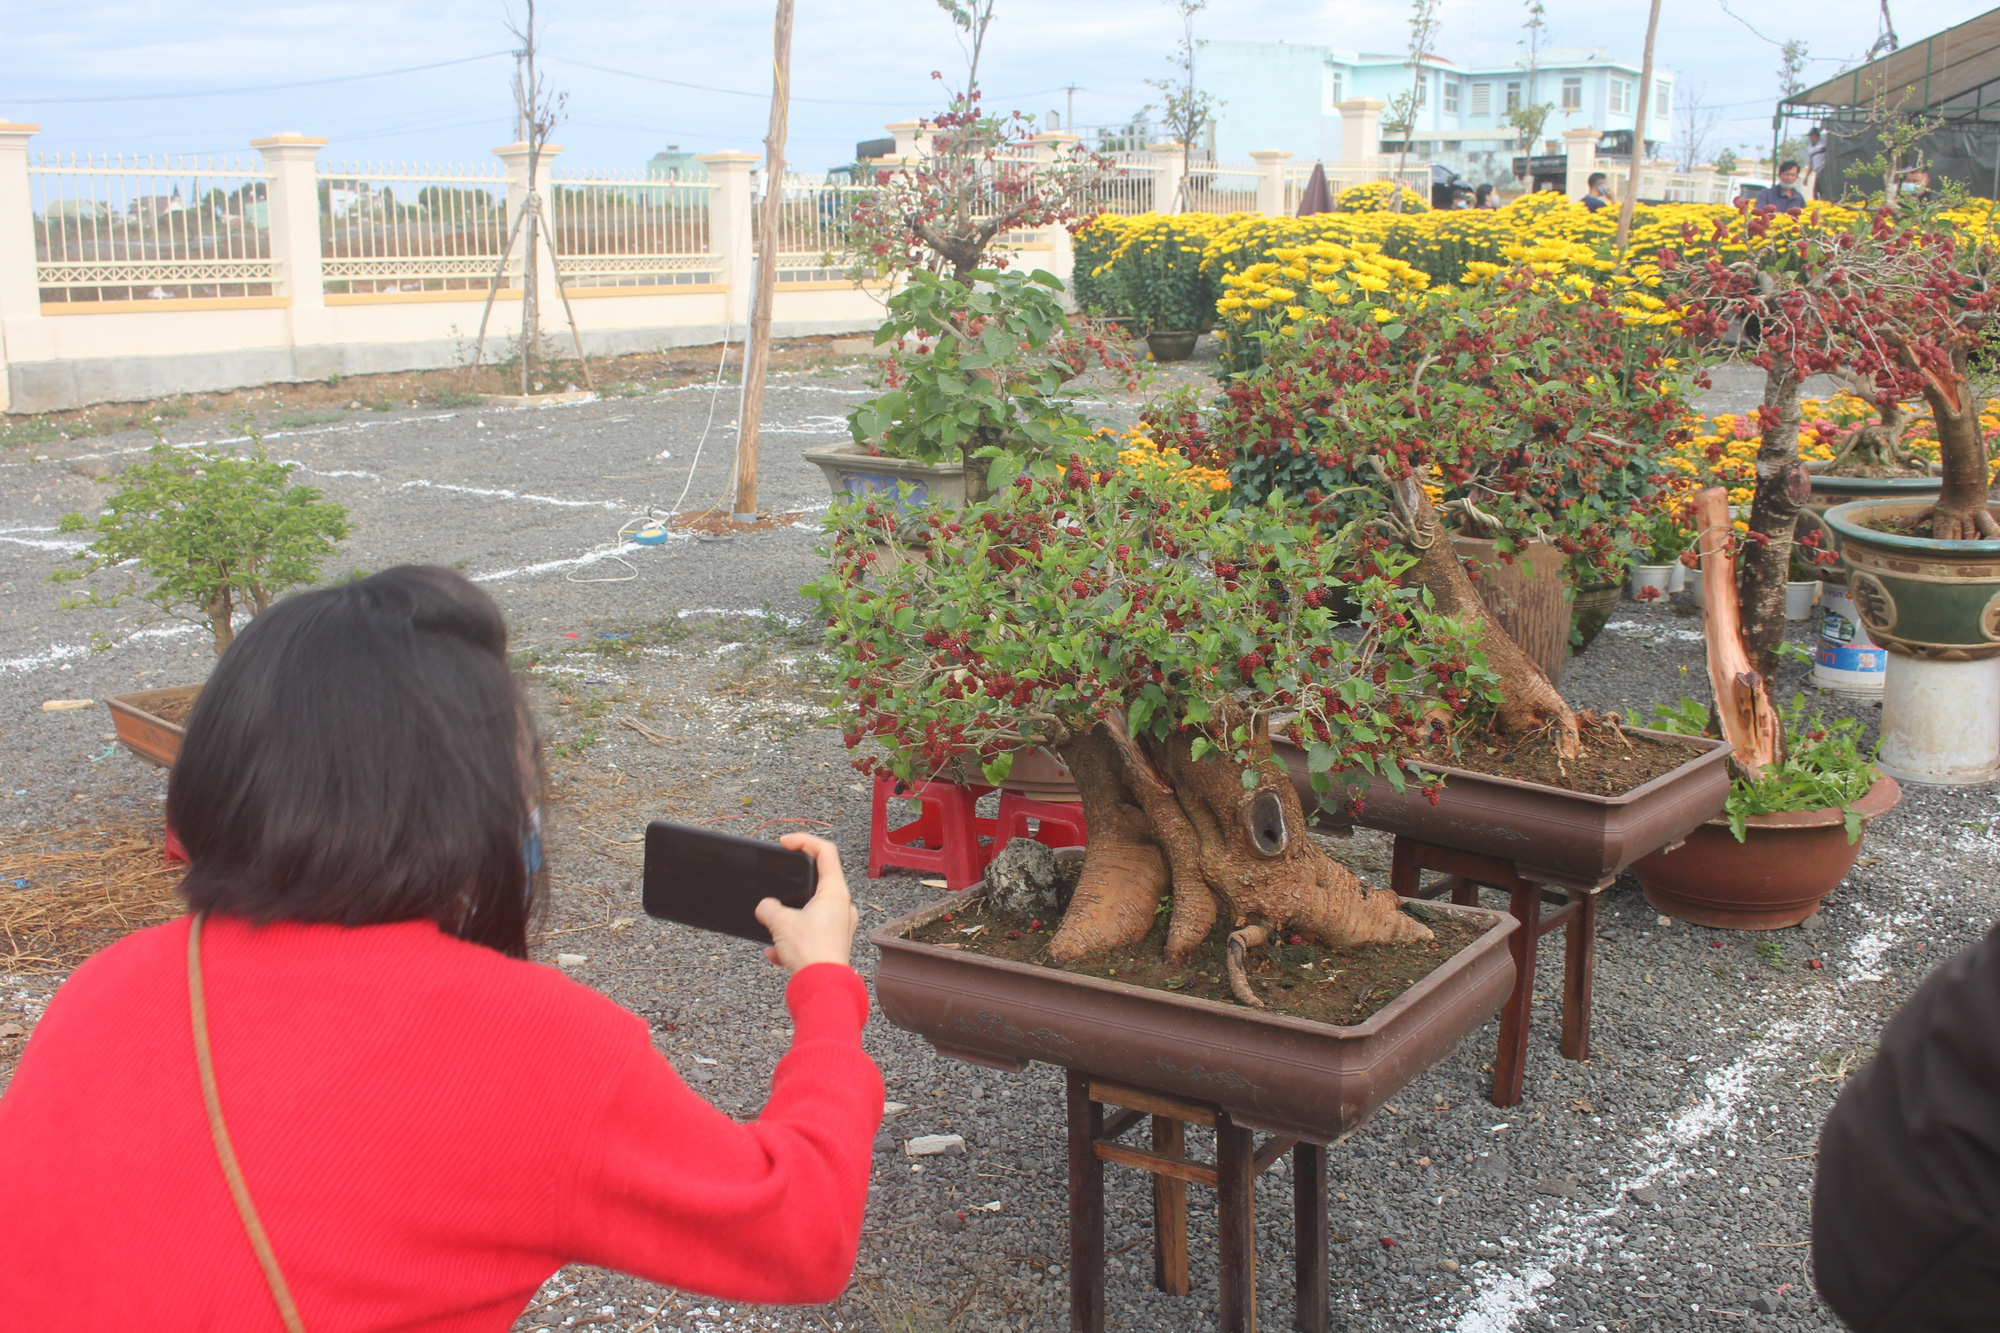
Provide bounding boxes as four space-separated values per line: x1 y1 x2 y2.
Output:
1812 583 1887 695
1784 581 1821 621
1669 561 1688 593
1630 565 1674 603
1879 653 2000 786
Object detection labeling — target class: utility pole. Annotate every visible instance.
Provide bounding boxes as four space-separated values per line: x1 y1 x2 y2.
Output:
1065 84 1078 133
1615 0 1663 253
733 0 795 522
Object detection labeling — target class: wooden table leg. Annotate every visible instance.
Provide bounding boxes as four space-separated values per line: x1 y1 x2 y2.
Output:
1560 889 1598 1062
1067 1071 1105 1333
1390 836 1419 898
1151 1114 1190 1296
1491 881 1541 1108
1292 1142 1328 1333
1216 1109 1257 1333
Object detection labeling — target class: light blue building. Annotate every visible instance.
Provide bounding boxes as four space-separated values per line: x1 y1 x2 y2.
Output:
1199 40 1673 186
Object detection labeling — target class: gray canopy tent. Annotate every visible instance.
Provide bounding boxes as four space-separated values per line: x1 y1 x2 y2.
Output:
1782 7 2000 198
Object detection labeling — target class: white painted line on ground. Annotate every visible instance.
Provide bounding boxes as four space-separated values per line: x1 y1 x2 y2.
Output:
397 479 626 511
471 539 675 583
0 623 203 674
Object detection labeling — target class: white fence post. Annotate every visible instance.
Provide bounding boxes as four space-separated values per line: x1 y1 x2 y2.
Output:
700 151 756 327
1148 141 1187 213
1029 131 1079 295
1334 99 1385 174
0 122 46 412
1250 149 1292 216
495 140 565 329
250 134 327 345
1564 128 1600 200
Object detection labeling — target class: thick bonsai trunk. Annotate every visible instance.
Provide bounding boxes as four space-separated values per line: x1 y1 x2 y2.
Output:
1387 472 1580 758
1918 364 1999 541
1048 718 1427 965
1737 369 1812 683
1828 374 1923 475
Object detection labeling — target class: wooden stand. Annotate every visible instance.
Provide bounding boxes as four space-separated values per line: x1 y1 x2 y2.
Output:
1066 1071 1328 1333
1389 837 1598 1108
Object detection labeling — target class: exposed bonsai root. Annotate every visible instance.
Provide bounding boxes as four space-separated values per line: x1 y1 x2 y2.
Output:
1914 501 2000 541
1226 925 1269 1008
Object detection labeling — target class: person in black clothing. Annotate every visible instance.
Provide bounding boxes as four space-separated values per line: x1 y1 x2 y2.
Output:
1813 919 2000 1330
1580 172 1611 212
1758 161 1807 212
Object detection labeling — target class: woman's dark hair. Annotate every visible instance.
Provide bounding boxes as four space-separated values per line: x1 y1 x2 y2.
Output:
169 565 544 957
1474 183 1493 206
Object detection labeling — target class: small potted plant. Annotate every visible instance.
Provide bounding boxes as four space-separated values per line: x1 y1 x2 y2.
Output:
54 437 350 766
803 268 1132 513
1097 214 1215 361
1629 510 1689 604
1631 695 1899 928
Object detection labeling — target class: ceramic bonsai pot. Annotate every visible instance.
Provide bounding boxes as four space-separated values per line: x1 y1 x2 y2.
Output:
1145 331 1199 362
1277 728 1733 892
871 891 1518 1143
801 445 971 511
1800 465 1941 575
957 745 1080 801
106 684 201 769
1569 581 1622 654
1631 773 1902 929
1824 499 2000 784
1454 534 1569 688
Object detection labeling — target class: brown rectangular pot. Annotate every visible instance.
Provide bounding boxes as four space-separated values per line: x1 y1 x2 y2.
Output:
106 684 200 769
870 895 1518 1144
1277 728 1732 892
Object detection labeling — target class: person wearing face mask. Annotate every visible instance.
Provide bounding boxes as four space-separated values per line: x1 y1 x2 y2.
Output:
0 565 883 1331
1756 161 1808 212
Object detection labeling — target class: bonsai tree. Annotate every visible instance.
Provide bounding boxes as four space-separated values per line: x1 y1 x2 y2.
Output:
808 444 1499 987
849 268 1134 497
1165 252 1691 759
55 440 351 655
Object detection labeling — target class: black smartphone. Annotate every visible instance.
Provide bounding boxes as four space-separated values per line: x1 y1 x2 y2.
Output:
640 820 818 944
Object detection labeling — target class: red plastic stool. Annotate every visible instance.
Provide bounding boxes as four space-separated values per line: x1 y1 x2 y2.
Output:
993 790 1088 853
163 820 188 866
868 773 995 890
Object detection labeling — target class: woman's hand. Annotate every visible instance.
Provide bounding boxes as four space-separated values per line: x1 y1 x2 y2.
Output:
755 834 859 974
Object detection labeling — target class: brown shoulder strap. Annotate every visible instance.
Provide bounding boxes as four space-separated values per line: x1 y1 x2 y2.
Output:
189 913 309 1333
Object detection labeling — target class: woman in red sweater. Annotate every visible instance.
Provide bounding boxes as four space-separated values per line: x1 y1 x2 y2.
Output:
0 565 884 1330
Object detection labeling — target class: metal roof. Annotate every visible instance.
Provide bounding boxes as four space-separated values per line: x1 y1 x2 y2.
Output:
1787 8 2000 113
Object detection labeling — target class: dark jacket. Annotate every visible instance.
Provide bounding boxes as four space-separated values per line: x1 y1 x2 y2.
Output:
1757 184 1807 212
1813 921 2000 1330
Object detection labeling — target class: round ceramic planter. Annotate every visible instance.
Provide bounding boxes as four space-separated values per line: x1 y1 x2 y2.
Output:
1801 466 1942 575
1822 499 2000 659
1784 580 1821 621
800 445 970 512
1145 331 1199 362
1631 773 1902 930
1569 581 1622 653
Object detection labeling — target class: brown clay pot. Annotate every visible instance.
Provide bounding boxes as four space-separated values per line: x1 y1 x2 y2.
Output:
1454 534 1569 689
106 684 201 769
1630 773 1902 930
871 890 1518 1143
1145 331 1199 362
956 746 1081 801
1276 729 1732 892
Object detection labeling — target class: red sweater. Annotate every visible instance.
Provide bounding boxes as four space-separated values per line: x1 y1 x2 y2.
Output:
0 915 883 1330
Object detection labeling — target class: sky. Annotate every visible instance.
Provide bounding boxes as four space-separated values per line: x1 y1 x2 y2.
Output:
3 0 1990 175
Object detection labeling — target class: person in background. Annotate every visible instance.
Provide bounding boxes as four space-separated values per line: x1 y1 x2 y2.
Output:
1814 919 2000 1329
1806 127 1829 198
1896 166 1939 209
1580 171 1612 212
1474 182 1499 210
0 565 884 1331
1758 161 1808 212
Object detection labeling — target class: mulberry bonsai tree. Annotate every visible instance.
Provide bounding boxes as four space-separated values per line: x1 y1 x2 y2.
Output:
808 445 1499 988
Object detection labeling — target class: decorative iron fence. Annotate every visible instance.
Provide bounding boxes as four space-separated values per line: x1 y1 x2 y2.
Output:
1180 161 1260 215
31 154 274 303
755 174 879 281
547 168 720 288
318 162 511 295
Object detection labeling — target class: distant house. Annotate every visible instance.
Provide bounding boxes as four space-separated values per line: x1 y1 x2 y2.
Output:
1200 40 1673 186
645 144 712 207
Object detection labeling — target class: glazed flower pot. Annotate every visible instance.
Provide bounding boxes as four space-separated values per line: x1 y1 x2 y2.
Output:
106 685 201 769
800 445 971 512
1145 331 1199 362
870 889 1518 1143
1801 466 1942 575
1454 534 1569 687
1629 564 1674 603
1277 729 1732 892
1669 561 1688 594
1569 581 1623 654
1631 773 1902 929
1824 498 2000 785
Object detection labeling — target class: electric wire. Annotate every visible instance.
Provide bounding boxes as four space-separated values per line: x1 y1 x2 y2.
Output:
0 51 511 105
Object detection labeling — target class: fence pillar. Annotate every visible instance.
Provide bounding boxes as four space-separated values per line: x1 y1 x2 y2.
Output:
1563 127 1600 200
886 120 929 161
700 151 757 327
1249 148 1292 216
250 134 328 351
1334 100 1385 169
1029 131 1080 294
0 122 47 412
494 140 565 340
1148 141 1187 213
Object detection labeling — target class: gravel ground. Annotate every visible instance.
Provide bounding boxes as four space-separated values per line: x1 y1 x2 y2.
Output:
2 349 1995 1333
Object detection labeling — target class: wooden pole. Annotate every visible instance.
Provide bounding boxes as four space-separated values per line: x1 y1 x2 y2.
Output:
733 0 794 522
1615 0 1664 253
